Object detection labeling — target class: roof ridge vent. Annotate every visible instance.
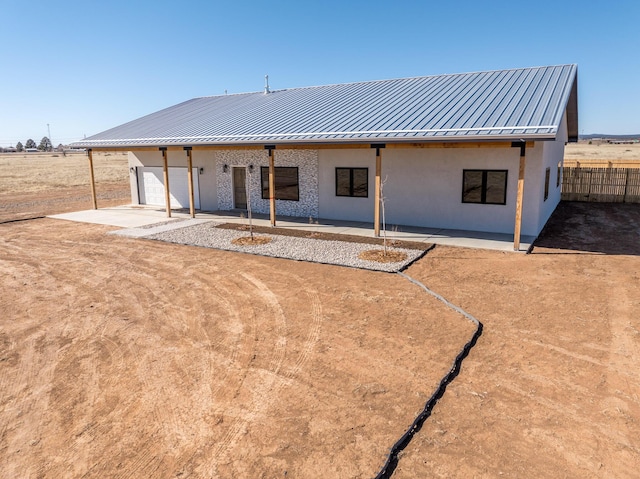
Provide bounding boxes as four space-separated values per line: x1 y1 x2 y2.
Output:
264 74 270 94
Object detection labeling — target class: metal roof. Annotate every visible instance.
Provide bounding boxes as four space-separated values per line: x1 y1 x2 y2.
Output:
72 64 578 148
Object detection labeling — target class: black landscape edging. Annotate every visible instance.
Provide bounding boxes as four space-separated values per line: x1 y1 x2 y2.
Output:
0 216 45 225
373 272 483 479
397 244 435 271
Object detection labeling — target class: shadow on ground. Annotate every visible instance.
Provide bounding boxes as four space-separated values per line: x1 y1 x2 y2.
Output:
533 201 640 255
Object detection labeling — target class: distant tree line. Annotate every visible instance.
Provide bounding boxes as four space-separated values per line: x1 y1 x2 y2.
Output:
2 137 60 152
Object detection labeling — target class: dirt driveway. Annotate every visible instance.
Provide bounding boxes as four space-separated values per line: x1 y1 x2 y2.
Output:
1 161 639 478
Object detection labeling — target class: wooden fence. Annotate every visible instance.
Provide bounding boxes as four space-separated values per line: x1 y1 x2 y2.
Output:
562 167 640 203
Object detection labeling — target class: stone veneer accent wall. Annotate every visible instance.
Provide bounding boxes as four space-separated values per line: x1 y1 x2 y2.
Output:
216 149 319 218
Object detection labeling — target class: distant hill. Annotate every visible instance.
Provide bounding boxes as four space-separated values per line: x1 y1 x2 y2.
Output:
581 133 640 140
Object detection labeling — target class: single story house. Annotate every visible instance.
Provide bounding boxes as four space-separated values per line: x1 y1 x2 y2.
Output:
71 64 578 250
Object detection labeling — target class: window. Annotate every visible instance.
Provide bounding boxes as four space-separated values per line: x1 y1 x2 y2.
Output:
261 167 299 201
336 168 368 197
462 170 508 205
544 167 550 201
557 161 562 188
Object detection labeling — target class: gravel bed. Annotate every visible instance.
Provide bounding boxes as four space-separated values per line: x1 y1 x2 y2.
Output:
138 218 189 230
144 222 426 272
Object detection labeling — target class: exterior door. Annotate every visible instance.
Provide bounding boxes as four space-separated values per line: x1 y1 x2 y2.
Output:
233 167 247 209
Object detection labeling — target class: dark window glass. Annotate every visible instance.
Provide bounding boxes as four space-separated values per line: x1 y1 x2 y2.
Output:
336 167 368 197
462 170 483 203
462 169 507 205
485 171 508 204
544 167 550 201
336 169 351 196
261 167 299 201
557 161 562 188
352 168 368 197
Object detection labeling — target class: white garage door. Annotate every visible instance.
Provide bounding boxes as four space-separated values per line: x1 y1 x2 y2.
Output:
138 167 200 209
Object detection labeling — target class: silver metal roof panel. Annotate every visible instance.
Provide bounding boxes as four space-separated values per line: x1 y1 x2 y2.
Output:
72 64 578 148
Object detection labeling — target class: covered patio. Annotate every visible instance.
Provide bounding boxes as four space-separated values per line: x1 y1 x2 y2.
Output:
50 205 535 252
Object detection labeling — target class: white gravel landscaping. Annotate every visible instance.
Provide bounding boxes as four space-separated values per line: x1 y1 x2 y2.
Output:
137 221 426 272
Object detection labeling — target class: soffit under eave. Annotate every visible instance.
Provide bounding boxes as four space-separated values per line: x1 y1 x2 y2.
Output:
566 74 579 142
86 139 542 153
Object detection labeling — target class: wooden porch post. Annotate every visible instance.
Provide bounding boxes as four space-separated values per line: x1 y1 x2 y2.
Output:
160 147 171 218
184 147 195 218
266 145 276 226
87 148 98 210
513 141 526 251
372 144 385 237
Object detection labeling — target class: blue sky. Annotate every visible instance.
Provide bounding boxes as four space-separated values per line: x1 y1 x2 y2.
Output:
1 0 638 147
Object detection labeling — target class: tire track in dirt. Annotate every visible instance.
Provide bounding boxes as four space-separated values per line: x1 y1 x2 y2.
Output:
25 248 177 477
148 276 231 464
79 257 232 476
115 425 165 479
599 265 640 471
2 224 327 477
241 272 288 376
5 232 220 472
207 271 324 477
0 336 39 461
251 272 324 382
282 278 323 381
0 244 74 477
208 273 282 476
0 247 70 475
86 261 259 478
160 274 259 474
188 273 253 409
0 336 17 445
106 269 200 478
47 326 128 476
495 328 637 379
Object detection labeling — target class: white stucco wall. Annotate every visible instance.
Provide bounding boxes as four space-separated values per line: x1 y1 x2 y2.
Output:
128 149 217 210
537 112 568 232
510 115 567 237
318 149 375 221
316 145 546 235
127 137 565 237
127 151 140 204
383 147 526 234
193 150 217 211
519 142 545 237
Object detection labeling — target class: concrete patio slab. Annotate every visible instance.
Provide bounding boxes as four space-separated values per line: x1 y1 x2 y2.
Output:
50 206 194 228
48 206 534 252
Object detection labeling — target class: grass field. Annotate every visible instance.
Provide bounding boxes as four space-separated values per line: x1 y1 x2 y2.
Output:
564 142 640 167
0 151 638 478
0 151 128 193
0 152 130 223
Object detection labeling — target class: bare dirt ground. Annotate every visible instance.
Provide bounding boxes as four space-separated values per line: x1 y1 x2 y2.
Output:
1 154 639 478
1 219 474 478
0 152 129 223
394 204 640 478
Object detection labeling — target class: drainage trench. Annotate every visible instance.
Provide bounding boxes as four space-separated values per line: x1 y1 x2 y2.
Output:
373 270 483 479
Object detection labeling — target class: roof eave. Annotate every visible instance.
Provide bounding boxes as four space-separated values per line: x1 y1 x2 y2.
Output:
70 133 558 150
